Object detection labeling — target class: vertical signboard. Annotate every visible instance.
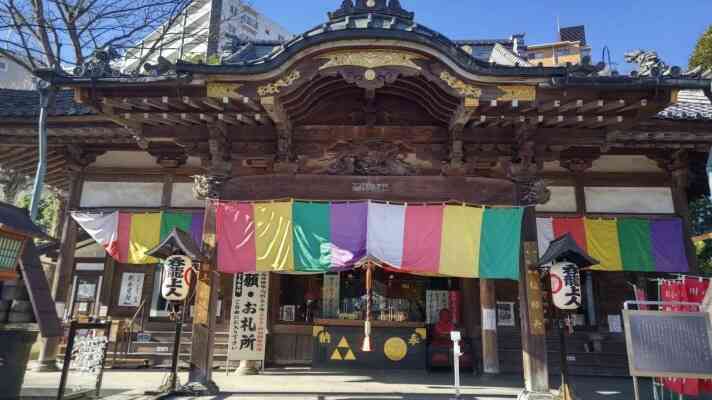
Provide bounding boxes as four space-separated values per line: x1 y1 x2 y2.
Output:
117 273 144 307
228 273 270 362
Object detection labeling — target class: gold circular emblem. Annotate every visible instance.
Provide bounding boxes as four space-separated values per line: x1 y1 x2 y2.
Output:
367 0 376 7
364 69 377 81
383 337 408 361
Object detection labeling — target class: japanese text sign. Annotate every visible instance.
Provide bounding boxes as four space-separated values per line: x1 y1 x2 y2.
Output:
228 272 270 362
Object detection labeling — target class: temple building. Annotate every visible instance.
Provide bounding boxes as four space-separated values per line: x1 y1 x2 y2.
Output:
1 0 712 398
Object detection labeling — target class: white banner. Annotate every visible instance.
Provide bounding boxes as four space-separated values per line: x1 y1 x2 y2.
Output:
118 273 144 307
228 273 269 362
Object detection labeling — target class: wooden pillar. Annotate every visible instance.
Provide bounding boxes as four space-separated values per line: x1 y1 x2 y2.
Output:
668 151 699 273
187 124 231 393
480 279 500 374
506 146 552 399
188 196 221 393
35 170 84 371
518 207 550 396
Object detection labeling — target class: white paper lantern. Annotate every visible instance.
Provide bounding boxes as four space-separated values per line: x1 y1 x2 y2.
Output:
161 255 193 301
550 262 582 310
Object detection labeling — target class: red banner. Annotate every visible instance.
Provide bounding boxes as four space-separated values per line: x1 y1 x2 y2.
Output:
660 278 711 395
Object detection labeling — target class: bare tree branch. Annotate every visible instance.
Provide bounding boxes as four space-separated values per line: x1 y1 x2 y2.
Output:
0 0 198 74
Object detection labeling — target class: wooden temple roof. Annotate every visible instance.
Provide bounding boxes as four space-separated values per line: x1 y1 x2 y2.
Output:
1 0 711 193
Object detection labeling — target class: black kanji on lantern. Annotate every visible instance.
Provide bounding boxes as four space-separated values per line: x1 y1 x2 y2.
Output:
562 264 581 307
164 257 186 297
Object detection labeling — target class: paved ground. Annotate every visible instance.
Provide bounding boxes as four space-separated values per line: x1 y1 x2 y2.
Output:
20 367 698 400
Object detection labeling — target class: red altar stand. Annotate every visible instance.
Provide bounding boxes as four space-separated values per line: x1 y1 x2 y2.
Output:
428 309 474 370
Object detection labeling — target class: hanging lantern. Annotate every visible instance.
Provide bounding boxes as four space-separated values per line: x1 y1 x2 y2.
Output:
161 255 193 302
0 203 53 282
550 262 582 310
0 229 27 281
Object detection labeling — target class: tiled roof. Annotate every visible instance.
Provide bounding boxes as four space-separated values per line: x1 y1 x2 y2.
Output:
0 89 94 118
657 90 712 121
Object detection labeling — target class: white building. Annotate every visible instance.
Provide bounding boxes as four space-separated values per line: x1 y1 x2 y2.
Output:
0 54 36 90
121 0 291 73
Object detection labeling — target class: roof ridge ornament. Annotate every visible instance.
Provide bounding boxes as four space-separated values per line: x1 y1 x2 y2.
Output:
329 0 414 21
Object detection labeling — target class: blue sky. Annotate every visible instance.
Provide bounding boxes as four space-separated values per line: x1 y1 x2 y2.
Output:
254 0 712 73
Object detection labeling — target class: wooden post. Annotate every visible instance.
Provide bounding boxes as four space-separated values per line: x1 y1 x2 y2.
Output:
187 200 221 393
187 132 230 392
507 146 553 398
518 207 551 397
35 170 84 372
480 279 500 374
668 151 699 273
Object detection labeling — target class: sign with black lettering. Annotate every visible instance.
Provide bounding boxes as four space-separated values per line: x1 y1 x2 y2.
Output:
623 310 712 378
227 273 269 362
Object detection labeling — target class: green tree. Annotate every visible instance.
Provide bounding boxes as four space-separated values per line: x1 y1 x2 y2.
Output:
17 192 60 240
689 25 712 71
689 196 712 275
0 168 31 205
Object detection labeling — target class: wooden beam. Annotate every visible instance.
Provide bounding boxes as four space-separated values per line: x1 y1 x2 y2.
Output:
559 99 583 113
202 98 223 111
143 98 170 111
544 115 565 127
580 99 604 113
449 99 479 133
162 113 191 126
588 115 623 129
181 113 202 125
558 115 584 128
619 99 648 113
599 99 626 114
162 96 187 111
260 96 292 132
183 96 202 110
123 98 152 111
470 115 488 127
237 113 257 126
101 97 132 111
218 113 239 125
200 113 216 124
537 100 560 113
254 113 272 127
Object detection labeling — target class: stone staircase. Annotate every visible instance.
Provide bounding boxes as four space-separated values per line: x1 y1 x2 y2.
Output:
108 326 232 369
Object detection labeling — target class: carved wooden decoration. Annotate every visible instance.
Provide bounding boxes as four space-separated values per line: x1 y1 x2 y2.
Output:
439 71 483 98
318 50 424 71
207 83 243 99
258 70 302 97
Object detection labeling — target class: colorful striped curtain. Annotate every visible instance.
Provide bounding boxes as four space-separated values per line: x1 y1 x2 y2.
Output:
75 212 205 265
217 201 524 280
536 217 688 272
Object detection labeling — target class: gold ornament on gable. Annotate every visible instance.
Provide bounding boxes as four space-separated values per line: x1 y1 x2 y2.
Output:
258 70 302 97
495 85 537 102
439 71 483 98
207 82 243 99
319 50 424 71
